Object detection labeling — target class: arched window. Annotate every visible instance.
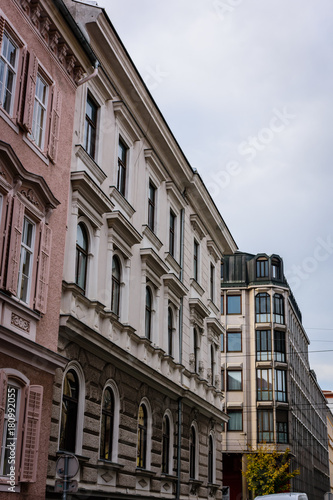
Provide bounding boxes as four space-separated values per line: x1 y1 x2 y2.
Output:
100 387 114 460
145 287 152 340
137 404 148 468
75 223 88 292
111 256 121 315
255 293 271 323
162 414 170 474
273 294 285 324
59 369 79 452
189 425 196 479
208 434 214 484
256 257 268 278
168 307 173 356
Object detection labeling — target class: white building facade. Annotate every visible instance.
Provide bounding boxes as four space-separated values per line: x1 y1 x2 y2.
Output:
46 2 238 499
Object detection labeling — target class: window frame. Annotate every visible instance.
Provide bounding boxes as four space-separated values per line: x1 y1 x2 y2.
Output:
117 137 128 196
148 180 156 232
274 330 286 362
169 210 176 257
227 410 243 431
193 239 199 281
0 30 19 117
75 222 88 293
162 414 170 474
145 286 153 340
256 257 268 278
256 329 272 361
210 263 215 302
111 255 121 316
227 370 243 391
189 424 197 480
226 295 241 315
257 368 273 401
275 369 287 402
59 369 79 453
255 292 271 323
227 331 242 352
17 215 35 305
257 409 273 443
30 72 49 150
273 293 285 324
84 92 98 159
100 386 114 461
167 306 173 357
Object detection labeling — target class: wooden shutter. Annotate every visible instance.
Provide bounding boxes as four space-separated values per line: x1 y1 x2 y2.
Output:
34 222 52 314
22 51 38 133
47 85 62 164
6 196 24 295
0 370 8 448
0 17 5 54
20 385 43 483
0 194 13 288
16 46 28 126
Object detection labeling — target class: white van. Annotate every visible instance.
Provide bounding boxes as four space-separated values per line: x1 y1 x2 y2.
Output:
254 493 308 500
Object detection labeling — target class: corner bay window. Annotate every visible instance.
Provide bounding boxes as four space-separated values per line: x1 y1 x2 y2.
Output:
256 330 272 361
257 368 273 401
273 293 285 324
274 330 286 362
258 410 273 443
255 292 271 323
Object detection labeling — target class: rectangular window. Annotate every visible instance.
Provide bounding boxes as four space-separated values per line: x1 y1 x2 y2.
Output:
220 261 224 281
273 294 285 324
148 181 156 231
30 73 48 149
255 293 271 323
227 370 242 391
0 384 20 477
227 331 242 352
221 369 224 391
220 295 224 315
257 410 273 443
117 138 128 196
256 258 268 278
210 263 215 302
256 330 272 361
274 330 286 362
169 210 176 256
84 94 98 158
276 410 288 443
227 410 242 431
193 239 199 281
220 333 224 352
275 369 287 402
272 259 281 279
227 295 241 314
0 32 18 115
257 368 273 401
17 217 35 304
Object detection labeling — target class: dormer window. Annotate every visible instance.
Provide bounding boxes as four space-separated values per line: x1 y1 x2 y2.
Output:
256 257 268 278
272 258 281 279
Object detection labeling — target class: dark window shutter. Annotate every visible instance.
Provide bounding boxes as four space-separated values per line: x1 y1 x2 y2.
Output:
47 85 62 163
20 385 43 483
6 196 24 295
22 51 38 133
0 194 13 288
16 46 28 126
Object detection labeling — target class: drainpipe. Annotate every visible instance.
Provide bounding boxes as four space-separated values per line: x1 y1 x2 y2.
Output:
77 61 99 86
176 208 185 499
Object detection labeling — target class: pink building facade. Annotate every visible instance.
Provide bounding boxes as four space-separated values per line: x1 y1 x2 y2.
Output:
0 1 87 498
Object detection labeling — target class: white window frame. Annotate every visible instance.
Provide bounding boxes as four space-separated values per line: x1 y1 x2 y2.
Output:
30 73 48 150
17 216 35 305
0 31 18 116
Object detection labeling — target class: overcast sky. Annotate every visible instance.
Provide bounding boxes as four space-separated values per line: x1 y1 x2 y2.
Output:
104 0 333 391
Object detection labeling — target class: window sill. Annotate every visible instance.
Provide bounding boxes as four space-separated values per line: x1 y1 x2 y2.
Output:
142 224 163 251
135 468 156 477
22 134 50 165
75 144 107 184
165 252 181 275
190 278 205 297
109 186 135 218
97 460 124 470
0 107 20 133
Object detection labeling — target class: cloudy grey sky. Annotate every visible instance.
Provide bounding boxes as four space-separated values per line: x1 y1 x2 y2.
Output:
104 0 333 390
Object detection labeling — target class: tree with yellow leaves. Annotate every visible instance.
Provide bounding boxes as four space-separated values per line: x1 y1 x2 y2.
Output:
242 446 300 496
